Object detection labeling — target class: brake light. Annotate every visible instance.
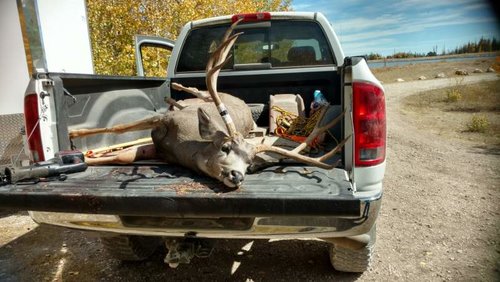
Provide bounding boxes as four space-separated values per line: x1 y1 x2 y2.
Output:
232 12 271 23
24 94 45 162
353 82 386 166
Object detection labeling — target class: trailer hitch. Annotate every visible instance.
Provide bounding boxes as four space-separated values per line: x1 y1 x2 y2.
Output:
164 238 214 268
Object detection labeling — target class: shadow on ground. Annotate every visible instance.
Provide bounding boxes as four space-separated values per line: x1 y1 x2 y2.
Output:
0 224 363 281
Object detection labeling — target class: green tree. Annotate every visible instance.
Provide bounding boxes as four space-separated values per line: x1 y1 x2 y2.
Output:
86 0 291 76
366 52 383 60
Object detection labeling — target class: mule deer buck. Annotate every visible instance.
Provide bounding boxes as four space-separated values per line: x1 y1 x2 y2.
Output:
69 20 349 188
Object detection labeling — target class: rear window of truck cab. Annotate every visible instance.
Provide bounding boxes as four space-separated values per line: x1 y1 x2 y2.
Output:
176 21 335 72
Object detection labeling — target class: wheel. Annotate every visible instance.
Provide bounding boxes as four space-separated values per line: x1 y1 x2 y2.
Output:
100 234 163 261
328 225 376 273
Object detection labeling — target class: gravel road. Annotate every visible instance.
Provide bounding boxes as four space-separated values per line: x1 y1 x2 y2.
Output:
1 73 499 281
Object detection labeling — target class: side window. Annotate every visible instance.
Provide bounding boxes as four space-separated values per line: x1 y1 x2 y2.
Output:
135 35 174 77
140 45 172 77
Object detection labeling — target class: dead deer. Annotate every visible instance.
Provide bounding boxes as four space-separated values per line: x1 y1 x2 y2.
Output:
69 20 349 188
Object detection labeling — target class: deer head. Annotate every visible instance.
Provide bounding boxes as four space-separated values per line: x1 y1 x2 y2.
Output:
195 107 255 187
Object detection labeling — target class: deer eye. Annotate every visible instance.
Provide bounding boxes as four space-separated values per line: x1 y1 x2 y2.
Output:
221 144 231 154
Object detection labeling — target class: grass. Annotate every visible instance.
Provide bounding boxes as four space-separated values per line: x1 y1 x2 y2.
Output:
372 57 498 83
467 115 490 133
403 80 500 146
445 78 465 103
406 80 499 112
445 88 462 102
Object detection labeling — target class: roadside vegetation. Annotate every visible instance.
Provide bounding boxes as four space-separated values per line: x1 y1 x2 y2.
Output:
372 57 498 83
367 37 500 60
467 115 490 133
403 80 500 146
444 77 464 102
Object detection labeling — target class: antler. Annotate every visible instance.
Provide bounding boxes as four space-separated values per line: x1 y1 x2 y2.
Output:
171 82 212 102
254 107 350 169
205 19 244 137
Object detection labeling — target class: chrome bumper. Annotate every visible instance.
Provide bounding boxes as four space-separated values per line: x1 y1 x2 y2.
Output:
30 192 381 239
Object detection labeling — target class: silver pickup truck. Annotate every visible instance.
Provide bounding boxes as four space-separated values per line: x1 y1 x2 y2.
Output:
0 12 386 273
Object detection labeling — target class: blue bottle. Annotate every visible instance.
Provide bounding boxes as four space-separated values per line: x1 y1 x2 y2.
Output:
310 90 328 115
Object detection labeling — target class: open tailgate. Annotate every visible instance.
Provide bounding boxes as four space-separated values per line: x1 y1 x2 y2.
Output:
0 165 360 217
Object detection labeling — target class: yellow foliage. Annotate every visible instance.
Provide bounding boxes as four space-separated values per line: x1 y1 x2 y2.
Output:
86 0 291 77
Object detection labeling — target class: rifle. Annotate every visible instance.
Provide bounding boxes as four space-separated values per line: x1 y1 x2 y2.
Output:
1 150 87 185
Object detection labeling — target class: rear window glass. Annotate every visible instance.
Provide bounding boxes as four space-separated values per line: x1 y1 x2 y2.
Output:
176 21 334 72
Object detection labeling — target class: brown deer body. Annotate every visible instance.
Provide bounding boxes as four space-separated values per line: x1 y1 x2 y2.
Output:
152 92 255 187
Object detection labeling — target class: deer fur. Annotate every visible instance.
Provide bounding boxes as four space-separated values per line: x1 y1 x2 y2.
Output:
152 93 255 187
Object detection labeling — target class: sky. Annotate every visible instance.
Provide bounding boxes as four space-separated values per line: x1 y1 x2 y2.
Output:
292 0 500 56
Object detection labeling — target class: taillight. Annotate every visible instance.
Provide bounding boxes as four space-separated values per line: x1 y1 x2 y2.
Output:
24 94 45 162
231 12 271 23
353 82 386 167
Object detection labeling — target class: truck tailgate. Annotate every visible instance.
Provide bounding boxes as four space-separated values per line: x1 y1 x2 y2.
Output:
0 165 359 217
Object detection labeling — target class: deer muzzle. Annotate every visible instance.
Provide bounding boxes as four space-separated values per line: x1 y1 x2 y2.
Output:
222 170 245 187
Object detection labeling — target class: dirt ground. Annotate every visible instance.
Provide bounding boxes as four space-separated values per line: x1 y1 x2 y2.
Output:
0 63 499 281
404 80 499 147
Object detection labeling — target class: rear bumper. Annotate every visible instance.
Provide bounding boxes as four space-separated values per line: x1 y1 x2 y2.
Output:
29 191 381 239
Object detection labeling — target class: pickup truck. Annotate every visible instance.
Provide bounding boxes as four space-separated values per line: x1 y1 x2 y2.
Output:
0 12 386 273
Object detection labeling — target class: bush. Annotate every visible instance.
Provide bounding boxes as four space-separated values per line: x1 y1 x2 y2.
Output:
445 77 465 103
467 115 490 133
446 89 462 102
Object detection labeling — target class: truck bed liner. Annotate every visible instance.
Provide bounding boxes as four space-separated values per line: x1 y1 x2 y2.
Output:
0 165 358 217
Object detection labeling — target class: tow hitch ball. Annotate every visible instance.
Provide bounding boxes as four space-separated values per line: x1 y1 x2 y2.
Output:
164 238 214 268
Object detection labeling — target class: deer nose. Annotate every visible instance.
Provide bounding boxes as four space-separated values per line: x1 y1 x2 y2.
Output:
230 170 244 184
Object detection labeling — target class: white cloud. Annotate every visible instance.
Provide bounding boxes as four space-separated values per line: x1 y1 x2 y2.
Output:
339 15 496 43
334 15 405 33
341 38 397 55
394 0 482 10
292 3 315 11
292 0 499 55
336 1 497 44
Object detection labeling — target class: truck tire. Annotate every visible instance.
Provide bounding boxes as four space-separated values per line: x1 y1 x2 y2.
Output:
100 235 163 261
328 225 376 273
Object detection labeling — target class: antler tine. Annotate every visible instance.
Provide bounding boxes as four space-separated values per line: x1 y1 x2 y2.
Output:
205 19 243 137
255 108 351 169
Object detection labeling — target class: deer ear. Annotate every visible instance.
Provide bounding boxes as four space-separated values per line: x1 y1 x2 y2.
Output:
198 108 228 140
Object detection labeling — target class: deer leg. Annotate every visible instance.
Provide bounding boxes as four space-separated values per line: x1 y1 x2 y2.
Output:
69 115 163 139
85 143 157 165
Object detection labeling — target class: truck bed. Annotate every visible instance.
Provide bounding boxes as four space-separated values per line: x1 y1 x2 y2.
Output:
0 164 359 217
